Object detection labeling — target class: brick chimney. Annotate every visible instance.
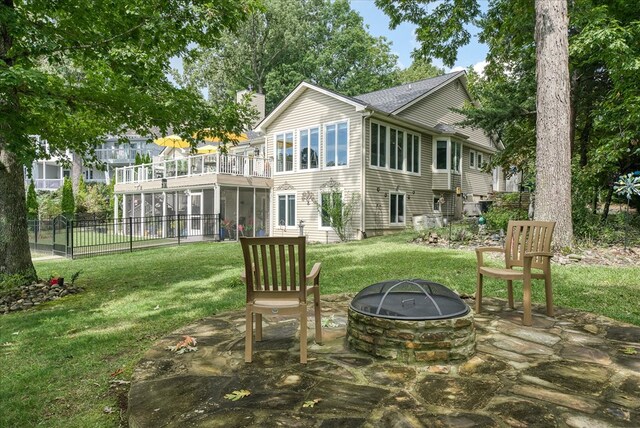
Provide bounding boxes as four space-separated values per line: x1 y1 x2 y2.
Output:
237 90 265 130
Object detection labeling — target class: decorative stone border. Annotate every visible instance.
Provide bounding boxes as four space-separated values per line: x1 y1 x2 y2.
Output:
0 281 83 314
346 306 476 363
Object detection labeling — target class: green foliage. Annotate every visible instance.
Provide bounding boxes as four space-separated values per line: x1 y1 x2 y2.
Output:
37 190 62 219
135 152 142 165
26 181 39 219
0 273 31 295
179 0 400 112
315 181 360 242
483 205 528 232
60 178 75 218
395 57 444 83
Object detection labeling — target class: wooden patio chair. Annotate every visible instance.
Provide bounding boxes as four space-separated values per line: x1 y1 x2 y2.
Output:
475 220 556 326
240 236 322 364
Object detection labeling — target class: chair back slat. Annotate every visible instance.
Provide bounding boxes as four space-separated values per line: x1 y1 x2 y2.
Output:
241 237 307 301
505 221 555 270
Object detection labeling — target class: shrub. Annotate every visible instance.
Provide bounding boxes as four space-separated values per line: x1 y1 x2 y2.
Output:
26 180 39 219
483 205 528 231
60 177 75 218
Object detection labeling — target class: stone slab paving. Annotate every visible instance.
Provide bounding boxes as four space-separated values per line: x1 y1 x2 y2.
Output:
129 295 640 427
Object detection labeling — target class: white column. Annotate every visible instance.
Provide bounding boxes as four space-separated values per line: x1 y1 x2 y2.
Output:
213 185 220 240
162 191 167 238
113 194 119 233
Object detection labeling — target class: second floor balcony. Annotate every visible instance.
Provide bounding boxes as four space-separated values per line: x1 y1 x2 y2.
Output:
115 153 272 185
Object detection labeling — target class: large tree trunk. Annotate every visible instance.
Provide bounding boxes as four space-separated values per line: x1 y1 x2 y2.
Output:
0 146 37 281
534 0 573 248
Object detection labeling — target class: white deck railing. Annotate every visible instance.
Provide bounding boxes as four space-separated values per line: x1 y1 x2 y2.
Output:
115 153 272 184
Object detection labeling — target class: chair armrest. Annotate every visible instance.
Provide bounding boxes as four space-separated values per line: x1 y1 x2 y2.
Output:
476 247 504 267
524 251 554 259
475 247 505 254
306 262 322 284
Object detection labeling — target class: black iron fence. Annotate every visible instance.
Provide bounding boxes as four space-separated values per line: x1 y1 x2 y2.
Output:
29 214 221 259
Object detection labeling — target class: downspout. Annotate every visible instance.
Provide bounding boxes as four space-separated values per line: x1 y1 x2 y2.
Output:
360 110 373 239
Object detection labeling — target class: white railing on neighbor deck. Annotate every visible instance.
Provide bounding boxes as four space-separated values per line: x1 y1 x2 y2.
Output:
115 153 272 184
29 178 64 190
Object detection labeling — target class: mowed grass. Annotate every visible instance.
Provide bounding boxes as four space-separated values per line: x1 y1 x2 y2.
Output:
1 232 639 427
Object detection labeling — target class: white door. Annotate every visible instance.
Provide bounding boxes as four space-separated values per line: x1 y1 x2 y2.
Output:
188 192 203 235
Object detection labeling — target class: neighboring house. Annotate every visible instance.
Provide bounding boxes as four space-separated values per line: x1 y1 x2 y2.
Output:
113 72 505 242
25 132 161 191
257 70 502 242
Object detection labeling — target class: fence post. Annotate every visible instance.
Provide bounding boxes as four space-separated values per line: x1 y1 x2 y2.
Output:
52 217 56 253
70 219 74 259
129 216 133 253
177 214 181 245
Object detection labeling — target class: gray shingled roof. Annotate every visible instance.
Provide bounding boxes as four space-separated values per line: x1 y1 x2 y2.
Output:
353 71 463 113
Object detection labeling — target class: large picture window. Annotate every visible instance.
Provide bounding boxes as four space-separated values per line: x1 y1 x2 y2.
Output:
275 132 294 172
299 127 319 170
436 140 448 170
389 193 405 225
325 121 348 167
371 122 419 173
277 194 296 227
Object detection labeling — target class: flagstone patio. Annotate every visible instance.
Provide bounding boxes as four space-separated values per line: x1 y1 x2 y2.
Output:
128 294 640 427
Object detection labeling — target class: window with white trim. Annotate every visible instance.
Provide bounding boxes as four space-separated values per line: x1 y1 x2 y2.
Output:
435 140 448 170
299 127 319 170
371 122 420 173
451 141 461 173
275 132 294 173
389 193 405 225
370 123 387 167
469 150 476 169
476 152 484 170
325 121 348 167
277 194 296 227
319 191 343 229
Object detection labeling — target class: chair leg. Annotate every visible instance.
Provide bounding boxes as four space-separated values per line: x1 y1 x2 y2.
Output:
255 313 263 342
245 306 253 363
544 274 554 317
299 304 307 364
522 276 533 326
507 280 514 309
475 272 483 314
313 286 322 344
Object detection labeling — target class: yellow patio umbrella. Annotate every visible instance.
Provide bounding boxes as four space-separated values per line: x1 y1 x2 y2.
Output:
153 135 191 149
195 144 218 154
194 131 249 143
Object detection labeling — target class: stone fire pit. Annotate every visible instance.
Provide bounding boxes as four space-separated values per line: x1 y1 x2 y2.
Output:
347 279 476 363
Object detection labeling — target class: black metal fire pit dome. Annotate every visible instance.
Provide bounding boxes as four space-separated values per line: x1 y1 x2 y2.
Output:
350 279 469 320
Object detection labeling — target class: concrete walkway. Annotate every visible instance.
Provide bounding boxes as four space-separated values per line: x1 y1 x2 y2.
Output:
128 295 639 427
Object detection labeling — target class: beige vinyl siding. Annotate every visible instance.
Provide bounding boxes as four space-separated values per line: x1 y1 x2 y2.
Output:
398 80 493 149
462 146 492 196
265 88 363 242
364 117 435 233
432 173 449 190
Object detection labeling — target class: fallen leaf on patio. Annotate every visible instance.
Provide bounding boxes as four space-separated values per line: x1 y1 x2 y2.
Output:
303 399 321 408
224 390 251 401
166 335 198 354
619 347 638 355
110 368 124 377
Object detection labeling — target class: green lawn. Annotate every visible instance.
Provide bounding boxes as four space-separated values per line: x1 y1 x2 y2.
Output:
1 232 639 427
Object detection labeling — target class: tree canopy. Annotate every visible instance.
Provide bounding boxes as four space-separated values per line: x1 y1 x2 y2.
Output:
0 0 260 279
178 0 402 112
